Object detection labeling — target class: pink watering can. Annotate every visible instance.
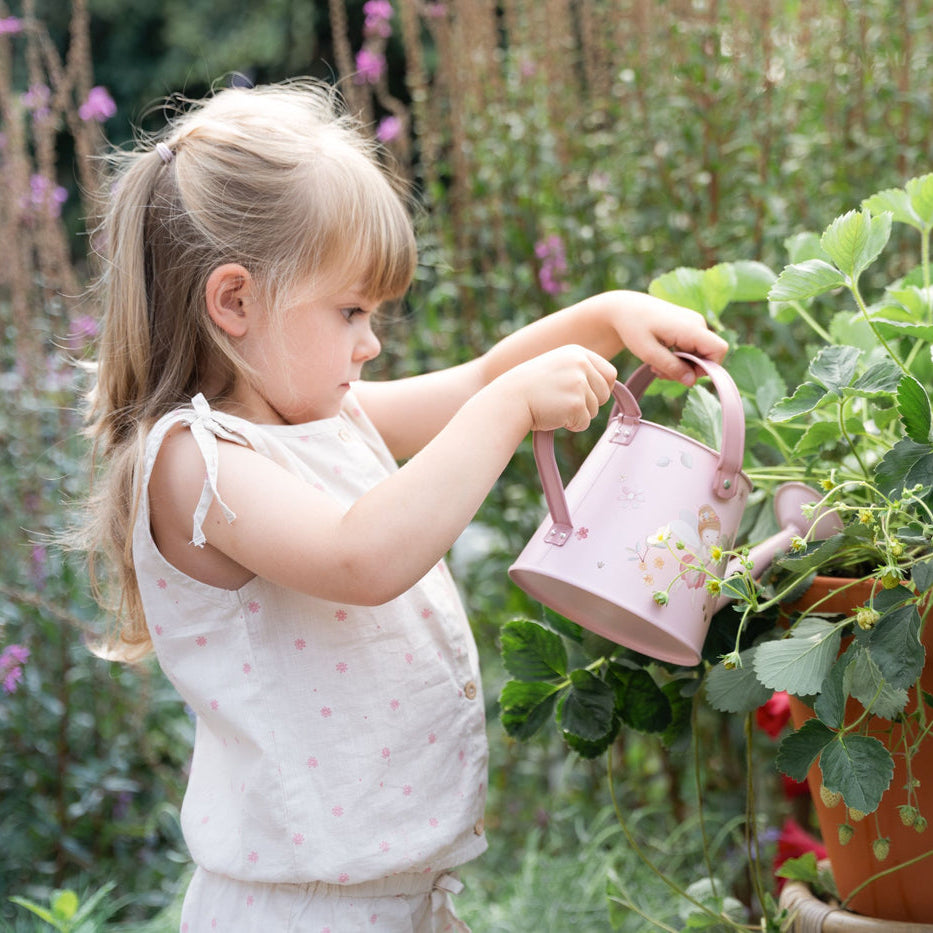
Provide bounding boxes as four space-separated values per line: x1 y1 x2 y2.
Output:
509 352 841 666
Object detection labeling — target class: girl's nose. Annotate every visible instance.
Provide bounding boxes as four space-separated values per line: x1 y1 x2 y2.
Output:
355 321 381 362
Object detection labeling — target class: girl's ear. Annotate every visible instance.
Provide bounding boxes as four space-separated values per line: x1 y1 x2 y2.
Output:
205 264 256 338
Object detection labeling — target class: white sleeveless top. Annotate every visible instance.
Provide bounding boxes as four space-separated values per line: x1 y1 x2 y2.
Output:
132 392 488 885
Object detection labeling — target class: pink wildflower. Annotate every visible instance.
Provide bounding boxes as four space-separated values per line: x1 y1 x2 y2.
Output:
355 48 386 85
376 115 401 144
1 644 30 694
534 235 568 295
363 0 393 38
27 174 68 218
78 86 116 122
0 17 22 34
21 83 50 121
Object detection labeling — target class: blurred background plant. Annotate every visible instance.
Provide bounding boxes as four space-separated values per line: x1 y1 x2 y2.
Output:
1 0 931 929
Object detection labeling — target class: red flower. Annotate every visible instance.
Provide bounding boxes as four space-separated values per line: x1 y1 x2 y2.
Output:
756 691 791 738
781 773 810 799
773 818 826 889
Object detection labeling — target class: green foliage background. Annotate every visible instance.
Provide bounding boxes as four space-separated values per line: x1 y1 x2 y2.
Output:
1 0 932 928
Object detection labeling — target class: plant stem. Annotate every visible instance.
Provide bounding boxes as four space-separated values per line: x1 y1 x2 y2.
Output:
850 278 909 375
840 845 933 910
790 299 834 343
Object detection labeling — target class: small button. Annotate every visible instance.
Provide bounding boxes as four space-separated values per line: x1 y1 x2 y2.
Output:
464 680 477 700
337 428 350 442
473 818 485 835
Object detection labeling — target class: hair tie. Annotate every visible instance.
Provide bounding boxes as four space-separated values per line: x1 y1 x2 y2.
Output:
155 142 174 165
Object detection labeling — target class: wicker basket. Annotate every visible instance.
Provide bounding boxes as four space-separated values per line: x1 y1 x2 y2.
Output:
779 877 933 932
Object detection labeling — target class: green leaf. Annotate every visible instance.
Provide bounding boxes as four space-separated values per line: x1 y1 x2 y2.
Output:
769 258 846 302
500 619 567 681
753 617 841 695
608 664 672 733
562 717 619 758
819 209 891 280
729 260 777 301
704 648 773 714
769 382 828 421
775 533 846 574
906 173 933 227
557 669 617 741
680 383 722 449
819 733 894 814
727 345 786 420
897 375 933 444
809 345 861 393
849 358 901 396
862 187 917 228
660 679 694 746
775 718 835 781
868 603 925 690
777 851 821 883
499 680 561 740
813 649 851 729
784 231 829 264
875 438 933 498
8 898 62 930
649 267 713 315
51 890 79 921
792 420 847 458
845 649 909 720
912 560 933 593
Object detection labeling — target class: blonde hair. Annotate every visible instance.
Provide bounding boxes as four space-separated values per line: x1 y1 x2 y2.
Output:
82 78 417 660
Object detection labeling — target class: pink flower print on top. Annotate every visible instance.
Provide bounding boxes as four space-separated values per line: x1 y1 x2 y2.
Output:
335 609 348 621
332 805 344 817
295 638 307 651
247 600 261 613
404 652 413 664
293 832 304 845
575 527 589 540
243 662 251 674
403 784 413 796
389 698 400 711
421 608 433 619
247 851 259 863
307 756 319 769
379 841 390 852
154 625 163 636
157 578 167 589
195 636 207 647
428 732 437 744
381 747 391 760
321 707 333 718
338 873 350 883
336 661 348 673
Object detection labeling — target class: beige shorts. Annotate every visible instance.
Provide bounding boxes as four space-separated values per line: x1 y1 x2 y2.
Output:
179 868 471 933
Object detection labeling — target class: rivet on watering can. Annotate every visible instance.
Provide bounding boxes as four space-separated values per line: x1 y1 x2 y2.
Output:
723 479 732 490
622 428 631 438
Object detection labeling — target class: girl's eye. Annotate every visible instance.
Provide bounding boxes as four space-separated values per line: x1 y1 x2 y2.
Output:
340 306 366 322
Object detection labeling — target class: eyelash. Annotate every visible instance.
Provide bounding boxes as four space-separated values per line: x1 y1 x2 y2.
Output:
341 306 366 322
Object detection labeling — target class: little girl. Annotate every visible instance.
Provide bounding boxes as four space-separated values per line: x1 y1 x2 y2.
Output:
82 79 727 932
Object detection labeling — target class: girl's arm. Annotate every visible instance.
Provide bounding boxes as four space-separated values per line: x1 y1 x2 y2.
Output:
355 291 728 459
149 346 617 605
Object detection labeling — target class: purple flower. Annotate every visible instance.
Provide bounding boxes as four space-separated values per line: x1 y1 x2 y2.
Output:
0 16 22 34
1 644 29 695
21 83 50 121
67 313 99 349
78 86 116 122
534 235 569 295
376 115 401 143
26 174 68 218
363 0 393 38
355 48 386 85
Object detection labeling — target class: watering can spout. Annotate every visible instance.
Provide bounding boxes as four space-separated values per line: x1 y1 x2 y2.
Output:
713 481 843 613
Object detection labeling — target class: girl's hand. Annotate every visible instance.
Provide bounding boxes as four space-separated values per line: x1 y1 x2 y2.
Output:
495 344 617 433
608 293 729 386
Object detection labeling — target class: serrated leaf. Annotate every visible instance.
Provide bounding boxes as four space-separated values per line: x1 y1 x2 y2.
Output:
906 173 933 227
875 318 933 343
500 619 567 681
499 680 561 740
753 617 841 695
777 851 821 883
557 669 616 741
784 231 828 264
775 533 846 574
705 648 773 713
609 664 672 733
649 267 714 315
563 718 619 758
813 648 852 729
820 209 891 279
775 718 835 781
912 560 933 593
769 382 827 421
792 420 844 459
875 438 933 498
845 649 909 720
680 383 722 449
727 345 786 420
868 603 925 689
849 358 901 396
819 733 894 814
809 345 861 393
769 259 846 302
862 187 917 228
729 260 777 301
660 679 694 746
897 374 933 443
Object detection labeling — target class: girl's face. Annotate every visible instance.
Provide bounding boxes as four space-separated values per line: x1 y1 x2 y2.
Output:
234 277 382 424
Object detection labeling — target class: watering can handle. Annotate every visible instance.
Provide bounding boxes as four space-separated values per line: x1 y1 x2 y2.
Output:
532 352 746 545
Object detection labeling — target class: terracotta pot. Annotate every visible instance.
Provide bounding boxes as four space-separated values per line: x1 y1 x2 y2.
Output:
779 864 933 931
785 576 933 924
